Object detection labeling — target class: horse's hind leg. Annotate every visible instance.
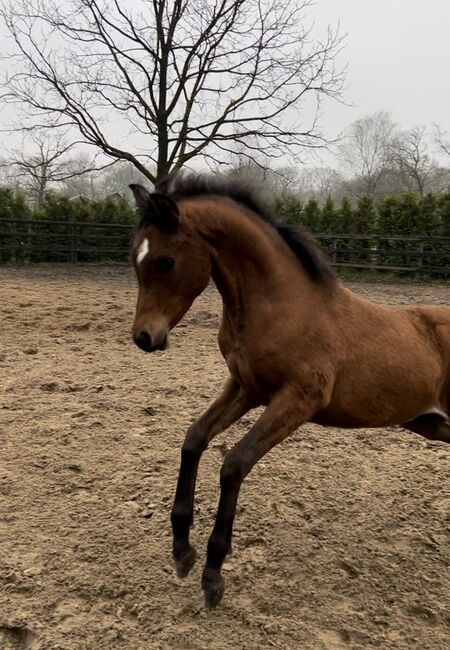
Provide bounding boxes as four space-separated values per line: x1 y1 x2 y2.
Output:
403 411 450 443
171 377 252 579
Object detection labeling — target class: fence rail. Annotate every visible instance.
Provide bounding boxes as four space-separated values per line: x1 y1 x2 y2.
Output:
315 234 450 276
1 219 449 276
0 219 132 265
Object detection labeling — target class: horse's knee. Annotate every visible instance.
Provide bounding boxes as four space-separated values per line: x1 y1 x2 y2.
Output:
171 502 192 531
180 427 207 464
207 530 230 564
220 454 246 487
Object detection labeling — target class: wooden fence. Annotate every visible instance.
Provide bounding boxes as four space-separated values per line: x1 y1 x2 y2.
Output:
316 233 450 276
0 219 449 277
0 219 133 264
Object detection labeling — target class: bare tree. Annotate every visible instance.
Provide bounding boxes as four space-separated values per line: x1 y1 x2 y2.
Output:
225 157 300 198
1 132 102 207
337 112 396 197
1 0 345 184
389 126 434 196
431 125 450 192
297 166 344 203
60 154 100 200
268 166 301 196
0 157 10 187
94 161 150 201
435 124 450 159
428 167 450 193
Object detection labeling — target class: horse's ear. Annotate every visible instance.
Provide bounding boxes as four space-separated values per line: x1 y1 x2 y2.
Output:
129 186 179 231
129 184 151 210
148 193 179 232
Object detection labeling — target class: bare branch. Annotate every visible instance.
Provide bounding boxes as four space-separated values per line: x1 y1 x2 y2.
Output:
337 112 396 197
389 125 434 196
1 131 117 206
1 0 345 182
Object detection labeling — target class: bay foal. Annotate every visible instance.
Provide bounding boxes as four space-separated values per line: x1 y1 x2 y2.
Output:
129 175 450 608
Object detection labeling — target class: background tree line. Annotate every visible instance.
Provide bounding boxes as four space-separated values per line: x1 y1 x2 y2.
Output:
2 111 450 210
1 179 448 274
1 162 449 238
276 192 450 237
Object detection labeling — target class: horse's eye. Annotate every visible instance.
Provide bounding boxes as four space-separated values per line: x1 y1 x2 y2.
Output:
154 256 175 273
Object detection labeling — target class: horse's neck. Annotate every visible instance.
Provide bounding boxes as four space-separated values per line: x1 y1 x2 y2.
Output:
190 199 309 318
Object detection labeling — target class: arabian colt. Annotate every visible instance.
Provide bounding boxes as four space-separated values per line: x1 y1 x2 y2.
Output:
129 175 450 608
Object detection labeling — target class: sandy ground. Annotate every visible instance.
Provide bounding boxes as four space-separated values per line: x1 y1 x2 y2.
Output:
0 265 449 650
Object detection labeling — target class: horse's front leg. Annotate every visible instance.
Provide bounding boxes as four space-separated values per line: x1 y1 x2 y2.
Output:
202 388 316 608
171 377 251 578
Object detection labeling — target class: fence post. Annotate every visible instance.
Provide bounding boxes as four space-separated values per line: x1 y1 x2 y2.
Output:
417 241 424 269
70 222 78 263
332 237 337 264
25 219 31 265
415 241 424 278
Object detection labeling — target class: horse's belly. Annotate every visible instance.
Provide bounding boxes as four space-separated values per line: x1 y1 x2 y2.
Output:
325 357 442 427
310 406 372 428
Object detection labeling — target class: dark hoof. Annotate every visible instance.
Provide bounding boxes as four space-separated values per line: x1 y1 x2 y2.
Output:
174 546 197 579
202 570 225 609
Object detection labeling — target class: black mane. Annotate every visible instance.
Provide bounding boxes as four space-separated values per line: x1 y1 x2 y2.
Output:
157 173 336 286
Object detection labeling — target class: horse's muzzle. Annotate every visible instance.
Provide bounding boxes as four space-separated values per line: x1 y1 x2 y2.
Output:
133 330 168 353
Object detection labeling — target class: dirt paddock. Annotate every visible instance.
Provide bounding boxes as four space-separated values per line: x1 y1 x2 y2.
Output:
0 266 449 650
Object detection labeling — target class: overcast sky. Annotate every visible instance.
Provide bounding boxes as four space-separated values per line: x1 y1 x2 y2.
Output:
317 0 450 136
1 0 449 168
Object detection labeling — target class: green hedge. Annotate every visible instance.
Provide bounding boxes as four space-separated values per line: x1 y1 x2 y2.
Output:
275 193 449 276
4 187 449 237
0 187 449 274
0 190 136 264
275 192 449 236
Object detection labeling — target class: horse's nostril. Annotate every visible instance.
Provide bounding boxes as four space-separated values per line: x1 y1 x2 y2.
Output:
134 331 152 351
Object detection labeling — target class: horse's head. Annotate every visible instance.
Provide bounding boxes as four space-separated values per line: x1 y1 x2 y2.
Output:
129 184 211 352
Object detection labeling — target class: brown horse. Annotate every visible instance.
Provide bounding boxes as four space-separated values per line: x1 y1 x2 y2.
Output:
129 174 450 608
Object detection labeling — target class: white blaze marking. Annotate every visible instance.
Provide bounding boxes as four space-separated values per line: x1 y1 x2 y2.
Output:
136 238 149 264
